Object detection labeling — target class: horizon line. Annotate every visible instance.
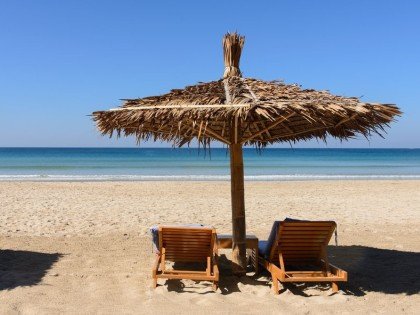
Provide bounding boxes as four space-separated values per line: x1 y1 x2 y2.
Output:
0 147 419 150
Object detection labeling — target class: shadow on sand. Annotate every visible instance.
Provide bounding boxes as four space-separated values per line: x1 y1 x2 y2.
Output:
164 255 269 295
328 245 420 296
164 245 420 296
0 250 62 290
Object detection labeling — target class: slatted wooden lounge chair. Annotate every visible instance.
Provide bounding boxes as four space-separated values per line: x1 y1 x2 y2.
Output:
152 226 219 291
259 221 347 294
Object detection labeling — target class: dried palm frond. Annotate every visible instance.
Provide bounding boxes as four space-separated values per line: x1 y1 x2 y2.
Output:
92 33 401 149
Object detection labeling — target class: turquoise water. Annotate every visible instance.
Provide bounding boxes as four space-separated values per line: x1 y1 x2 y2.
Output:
0 148 419 181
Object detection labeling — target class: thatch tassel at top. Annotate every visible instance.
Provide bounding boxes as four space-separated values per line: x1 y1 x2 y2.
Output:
223 32 245 78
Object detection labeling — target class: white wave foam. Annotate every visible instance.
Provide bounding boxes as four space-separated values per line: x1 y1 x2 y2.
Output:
0 174 420 181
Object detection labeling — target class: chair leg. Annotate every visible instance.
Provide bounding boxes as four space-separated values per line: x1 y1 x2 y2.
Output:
152 277 157 288
272 274 279 295
331 282 338 293
253 249 259 275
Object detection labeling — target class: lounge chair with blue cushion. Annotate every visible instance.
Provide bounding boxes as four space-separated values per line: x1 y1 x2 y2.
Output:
259 220 347 294
151 226 219 291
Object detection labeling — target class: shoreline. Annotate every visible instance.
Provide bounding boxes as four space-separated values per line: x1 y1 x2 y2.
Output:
1 175 420 182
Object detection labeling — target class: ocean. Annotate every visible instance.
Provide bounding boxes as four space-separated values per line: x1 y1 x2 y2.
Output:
0 148 419 181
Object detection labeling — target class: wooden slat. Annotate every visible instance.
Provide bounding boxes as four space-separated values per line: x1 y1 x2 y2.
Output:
281 232 329 236
163 244 210 248
165 253 209 257
163 235 211 239
162 226 213 234
165 252 210 257
165 244 210 249
156 273 217 281
164 251 209 256
162 242 211 247
161 227 212 231
278 231 330 235
282 226 333 231
165 258 207 262
165 252 210 256
165 255 208 260
283 276 346 282
163 234 210 242
161 230 212 234
163 243 210 247
280 236 328 240
163 241 211 245
281 222 335 227
165 256 208 260
282 224 334 227
164 248 210 253
165 255 208 259
163 238 211 243
163 235 212 239
163 240 210 244
162 233 212 237
165 249 210 254
165 253 209 258
163 239 211 244
286 271 332 275
163 270 207 275
164 249 210 253
163 241 210 246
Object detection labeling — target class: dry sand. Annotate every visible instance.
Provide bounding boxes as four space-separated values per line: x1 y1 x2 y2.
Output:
0 180 419 314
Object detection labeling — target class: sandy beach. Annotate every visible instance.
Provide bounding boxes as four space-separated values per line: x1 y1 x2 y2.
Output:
1 180 419 314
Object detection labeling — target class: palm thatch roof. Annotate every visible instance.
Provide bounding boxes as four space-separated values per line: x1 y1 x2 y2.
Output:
92 33 400 148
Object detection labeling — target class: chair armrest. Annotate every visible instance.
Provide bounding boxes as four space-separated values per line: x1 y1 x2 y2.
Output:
213 253 220 277
152 254 161 277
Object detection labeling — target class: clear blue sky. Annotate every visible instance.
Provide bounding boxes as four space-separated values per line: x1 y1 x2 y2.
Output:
1 0 419 148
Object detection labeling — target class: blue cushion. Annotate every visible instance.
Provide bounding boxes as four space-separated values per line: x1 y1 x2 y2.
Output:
258 240 269 257
258 221 281 258
284 217 308 222
149 225 160 253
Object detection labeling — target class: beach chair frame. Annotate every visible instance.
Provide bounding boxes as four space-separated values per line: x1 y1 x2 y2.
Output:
259 221 347 294
152 226 219 291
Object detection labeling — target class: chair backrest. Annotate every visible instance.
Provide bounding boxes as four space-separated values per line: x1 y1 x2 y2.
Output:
269 221 336 265
159 226 216 263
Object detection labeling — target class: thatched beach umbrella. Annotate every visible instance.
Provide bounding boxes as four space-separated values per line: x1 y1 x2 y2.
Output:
92 33 400 275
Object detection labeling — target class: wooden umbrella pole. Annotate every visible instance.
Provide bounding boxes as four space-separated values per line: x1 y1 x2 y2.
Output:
223 32 247 275
230 121 247 275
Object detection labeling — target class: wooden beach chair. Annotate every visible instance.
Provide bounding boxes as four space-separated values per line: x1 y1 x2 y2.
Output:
259 221 347 294
152 226 219 291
